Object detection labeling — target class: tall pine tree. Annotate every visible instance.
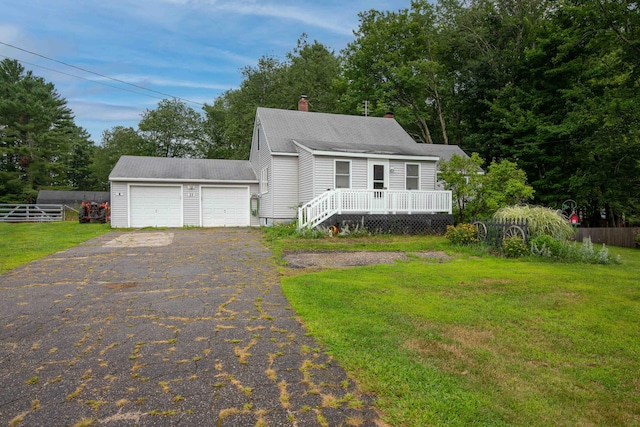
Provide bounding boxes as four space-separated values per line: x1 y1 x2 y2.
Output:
0 59 93 202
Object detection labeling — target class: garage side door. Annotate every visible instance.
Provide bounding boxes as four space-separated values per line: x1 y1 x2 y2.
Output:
130 185 182 228
202 187 249 227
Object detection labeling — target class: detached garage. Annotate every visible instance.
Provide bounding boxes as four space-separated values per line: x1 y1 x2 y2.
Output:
109 156 259 228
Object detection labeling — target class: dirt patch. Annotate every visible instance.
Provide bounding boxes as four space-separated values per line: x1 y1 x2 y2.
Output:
103 232 174 248
283 250 451 269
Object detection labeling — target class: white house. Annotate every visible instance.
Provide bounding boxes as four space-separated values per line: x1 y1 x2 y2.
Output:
109 99 468 229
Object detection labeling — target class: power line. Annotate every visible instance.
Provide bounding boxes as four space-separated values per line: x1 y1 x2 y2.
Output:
0 41 204 106
0 54 168 102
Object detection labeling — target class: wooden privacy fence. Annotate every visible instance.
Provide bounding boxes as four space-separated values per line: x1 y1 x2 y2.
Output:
572 227 639 248
0 204 64 222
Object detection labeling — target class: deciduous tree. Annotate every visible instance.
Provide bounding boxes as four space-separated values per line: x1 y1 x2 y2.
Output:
439 153 534 222
138 98 203 158
91 126 150 190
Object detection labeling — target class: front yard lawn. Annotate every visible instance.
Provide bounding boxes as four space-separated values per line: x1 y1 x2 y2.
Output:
0 222 112 274
271 234 640 426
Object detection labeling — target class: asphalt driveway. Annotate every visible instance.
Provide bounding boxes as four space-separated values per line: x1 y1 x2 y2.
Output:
0 228 381 426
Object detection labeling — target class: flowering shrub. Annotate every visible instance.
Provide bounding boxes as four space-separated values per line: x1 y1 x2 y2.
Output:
502 236 528 258
445 224 477 246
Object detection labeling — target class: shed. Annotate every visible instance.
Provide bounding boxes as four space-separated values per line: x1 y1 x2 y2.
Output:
36 190 110 206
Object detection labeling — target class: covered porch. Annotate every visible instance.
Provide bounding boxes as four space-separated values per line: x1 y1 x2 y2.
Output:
298 189 452 230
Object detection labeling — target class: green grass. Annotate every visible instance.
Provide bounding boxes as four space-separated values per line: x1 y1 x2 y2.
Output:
272 234 640 426
0 222 112 274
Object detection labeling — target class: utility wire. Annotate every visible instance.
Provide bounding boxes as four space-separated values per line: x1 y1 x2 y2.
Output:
0 41 204 106
0 54 168 102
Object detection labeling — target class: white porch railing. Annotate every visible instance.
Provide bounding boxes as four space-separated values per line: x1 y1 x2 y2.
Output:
298 189 452 229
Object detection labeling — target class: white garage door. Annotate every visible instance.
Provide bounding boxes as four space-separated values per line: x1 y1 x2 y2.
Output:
130 185 182 228
202 186 249 227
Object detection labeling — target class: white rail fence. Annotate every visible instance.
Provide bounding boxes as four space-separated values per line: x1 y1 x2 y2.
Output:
298 189 452 229
0 204 64 222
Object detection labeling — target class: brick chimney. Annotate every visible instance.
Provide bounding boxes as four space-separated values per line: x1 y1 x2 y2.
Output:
298 95 309 112
384 112 394 118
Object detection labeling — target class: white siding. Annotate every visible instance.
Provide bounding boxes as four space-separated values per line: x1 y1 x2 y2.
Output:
183 185 200 226
272 155 298 219
386 161 438 191
311 156 368 197
249 121 274 222
258 143 273 220
248 183 260 227
248 123 263 172
351 158 368 190
298 148 314 204
314 156 334 196
110 181 129 228
389 160 405 190
421 161 437 190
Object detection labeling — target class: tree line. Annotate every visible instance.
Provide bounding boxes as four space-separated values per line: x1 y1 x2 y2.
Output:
1 0 638 226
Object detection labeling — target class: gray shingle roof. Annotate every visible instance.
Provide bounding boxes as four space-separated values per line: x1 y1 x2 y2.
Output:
37 190 110 204
412 144 471 161
109 156 257 182
257 107 469 160
258 108 420 154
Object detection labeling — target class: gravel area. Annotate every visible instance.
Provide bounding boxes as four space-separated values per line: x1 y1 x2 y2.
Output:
283 250 451 269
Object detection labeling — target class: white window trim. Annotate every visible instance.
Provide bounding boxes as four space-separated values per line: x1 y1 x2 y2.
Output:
260 167 269 194
334 159 352 189
405 162 420 190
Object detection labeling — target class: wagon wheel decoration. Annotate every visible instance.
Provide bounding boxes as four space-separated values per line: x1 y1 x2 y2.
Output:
473 221 488 241
503 225 526 242
562 199 577 213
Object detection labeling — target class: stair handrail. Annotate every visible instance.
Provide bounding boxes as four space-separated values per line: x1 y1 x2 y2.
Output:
298 190 339 229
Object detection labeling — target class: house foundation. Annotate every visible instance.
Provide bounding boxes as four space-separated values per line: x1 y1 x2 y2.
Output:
322 214 453 235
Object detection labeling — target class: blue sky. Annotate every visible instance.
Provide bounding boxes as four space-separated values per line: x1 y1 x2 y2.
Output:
1 0 412 143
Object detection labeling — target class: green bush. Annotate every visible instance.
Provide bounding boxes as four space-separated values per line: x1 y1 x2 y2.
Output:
561 237 620 265
529 234 563 257
493 205 576 240
530 236 620 264
263 221 325 241
502 236 528 258
336 223 372 237
445 224 477 245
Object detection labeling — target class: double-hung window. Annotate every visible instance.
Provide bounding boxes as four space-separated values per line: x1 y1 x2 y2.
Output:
335 160 351 189
406 163 419 190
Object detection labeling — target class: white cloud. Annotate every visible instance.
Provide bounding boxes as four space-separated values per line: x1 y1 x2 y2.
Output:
69 100 143 122
129 0 355 36
0 24 23 43
101 74 236 91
